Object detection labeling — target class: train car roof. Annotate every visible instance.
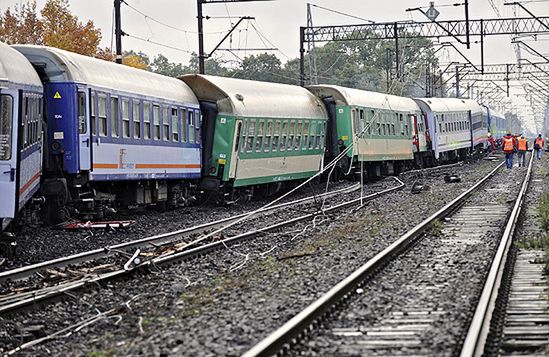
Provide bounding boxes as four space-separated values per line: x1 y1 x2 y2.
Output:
0 42 42 88
13 45 198 104
307 85 420 113
180 74 328 119
414 97 482 113
484 105 506 119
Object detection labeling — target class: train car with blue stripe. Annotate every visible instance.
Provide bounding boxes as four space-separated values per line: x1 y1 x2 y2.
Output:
14 45 201 221
413 98 485 162
0 42 43 231
484 105 506 142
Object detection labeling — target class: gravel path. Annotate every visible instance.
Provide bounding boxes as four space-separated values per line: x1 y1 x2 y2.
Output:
0 156 502 356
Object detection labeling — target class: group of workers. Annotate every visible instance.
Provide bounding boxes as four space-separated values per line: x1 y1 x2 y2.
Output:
499 132 545 169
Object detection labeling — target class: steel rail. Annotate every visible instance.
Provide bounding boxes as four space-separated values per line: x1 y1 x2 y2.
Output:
460 153 534 356
0 179 404 315
243 161 506 357
0 183 360 283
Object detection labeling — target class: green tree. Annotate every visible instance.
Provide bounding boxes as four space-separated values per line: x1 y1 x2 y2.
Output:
150 54 186 77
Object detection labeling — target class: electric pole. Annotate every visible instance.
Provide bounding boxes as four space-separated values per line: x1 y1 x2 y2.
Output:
114 0 123 64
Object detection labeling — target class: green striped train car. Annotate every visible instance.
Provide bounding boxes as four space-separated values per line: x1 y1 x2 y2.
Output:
180 75 329 198
307 85 424 176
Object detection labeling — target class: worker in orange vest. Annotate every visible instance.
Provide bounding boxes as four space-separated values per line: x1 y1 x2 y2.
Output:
487 133 496 153
502 132 516 169
534 134 545 160
517 134 528 167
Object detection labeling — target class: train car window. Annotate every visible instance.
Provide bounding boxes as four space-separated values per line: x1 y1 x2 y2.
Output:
153 105 160 140
315 121 322 149
287 121 295 151
352 109 358 133
295 121 302 150
98 95 108 136
195 111 201 144
264 121 272 152
132 100 141 139
22 96 28 148
77 92 87 134
391 123 395 136
162 107 170 141
91 93 97 136
188 111 195 143
246 120 255 152
122 99 130 138
304 121 311 150
256 121 264 152
143 102 151 139
272 121 280 152
280 122 288 151
308 122 316 149
171 108 179 142
0 95 13 160
405 123 409 136
180 108 187 142
110 97 120 138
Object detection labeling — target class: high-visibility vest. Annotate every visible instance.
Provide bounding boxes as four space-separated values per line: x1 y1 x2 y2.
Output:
518 138 527 151
503 137 514 152
535 138 544 148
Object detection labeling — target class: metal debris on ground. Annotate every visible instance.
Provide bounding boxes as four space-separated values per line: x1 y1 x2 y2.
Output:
59 220 135 230
411 181 425 194
444 174 461 183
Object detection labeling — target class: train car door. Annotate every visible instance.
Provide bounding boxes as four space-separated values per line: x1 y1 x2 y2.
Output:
411 114 420 152
229 119 242 178
0 90 17 223
77 87 91 170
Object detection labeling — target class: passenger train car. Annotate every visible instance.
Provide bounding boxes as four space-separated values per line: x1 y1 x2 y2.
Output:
0 42 510 231
14 45 202 221
413 98 486 161
181 75 329 201
484 106 506 142
0 42 43 231
307 85 423 176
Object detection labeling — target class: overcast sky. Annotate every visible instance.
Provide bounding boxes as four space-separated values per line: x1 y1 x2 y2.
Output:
2 0 549 130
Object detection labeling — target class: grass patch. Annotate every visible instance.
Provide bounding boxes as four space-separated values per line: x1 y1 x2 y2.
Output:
429 219 445 237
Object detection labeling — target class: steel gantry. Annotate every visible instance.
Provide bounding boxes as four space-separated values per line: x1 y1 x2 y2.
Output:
299 16 549 86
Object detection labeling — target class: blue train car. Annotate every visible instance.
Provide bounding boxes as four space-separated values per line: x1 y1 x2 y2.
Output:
14 45 201 221
485 106 506 142
0 42 43 231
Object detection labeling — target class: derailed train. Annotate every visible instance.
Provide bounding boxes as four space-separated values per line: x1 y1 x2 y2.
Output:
0 43 509 229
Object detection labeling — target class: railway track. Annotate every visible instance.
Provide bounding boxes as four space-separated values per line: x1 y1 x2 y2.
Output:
243 155 533 356
0 182 361 283
0 179 403 315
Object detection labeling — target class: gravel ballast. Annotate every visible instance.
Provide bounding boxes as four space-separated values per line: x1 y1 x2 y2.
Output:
0 156 504 356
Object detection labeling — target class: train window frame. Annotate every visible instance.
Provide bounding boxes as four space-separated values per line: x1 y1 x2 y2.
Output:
98 95 108 137
195 110 201 144
143 102 151 139
91 93 97 136
272 121 280 152
280 121 288 152
162 106 170 141
110 96 120 138
153 104 160 140
78 92 87 135
295 121 303 150
132 99 141 139
180 108 187 143
0 95 13 160
246 120 256 152
171 107 179 142
256 121 264 152
264 121 272 152
122 98 130 138
188 111 195 143
287 121 295 151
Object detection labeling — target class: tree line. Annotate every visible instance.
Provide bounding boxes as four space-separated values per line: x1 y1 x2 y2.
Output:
1 0 442 97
